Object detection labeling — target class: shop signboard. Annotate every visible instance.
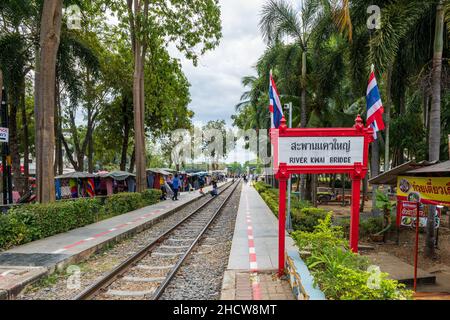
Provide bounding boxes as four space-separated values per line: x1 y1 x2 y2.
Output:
399 201 441 229
0 127 9 143
397 176 450 206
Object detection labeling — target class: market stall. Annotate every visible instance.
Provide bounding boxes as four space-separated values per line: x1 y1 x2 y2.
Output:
55 172 96 200
98 171 136 195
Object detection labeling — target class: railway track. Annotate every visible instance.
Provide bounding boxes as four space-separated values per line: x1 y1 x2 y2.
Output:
74 179 241 300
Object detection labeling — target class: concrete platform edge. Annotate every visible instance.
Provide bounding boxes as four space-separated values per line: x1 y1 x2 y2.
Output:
286 249 326 300
0 190 212 300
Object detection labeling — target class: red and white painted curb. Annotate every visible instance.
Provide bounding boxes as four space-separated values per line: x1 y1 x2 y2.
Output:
51 207 166 254
245 188 261 300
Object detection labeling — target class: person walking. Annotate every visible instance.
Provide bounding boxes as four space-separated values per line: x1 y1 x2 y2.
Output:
199 175 205 195
211 179 218 197
172 174 180 201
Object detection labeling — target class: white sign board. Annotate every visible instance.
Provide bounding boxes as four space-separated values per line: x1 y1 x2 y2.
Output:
278 136 364 166
0 127 8 143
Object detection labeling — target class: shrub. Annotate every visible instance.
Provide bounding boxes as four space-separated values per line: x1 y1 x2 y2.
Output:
141 189 162 206
292 207 329 232
336 216 386 238
0 198 102 250
292 214 412 300
0 189 162 251
99 192 144 220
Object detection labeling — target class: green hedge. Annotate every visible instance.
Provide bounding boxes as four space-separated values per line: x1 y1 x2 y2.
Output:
292 215 412 300
141 189 162 206
254 182 324 232
0 189 162 251
292 207 329 232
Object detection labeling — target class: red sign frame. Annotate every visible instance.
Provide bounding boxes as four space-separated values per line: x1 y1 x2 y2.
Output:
271 115 374 275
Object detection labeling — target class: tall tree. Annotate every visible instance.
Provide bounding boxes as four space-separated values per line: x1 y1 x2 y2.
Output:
36 0 63 203
108 0 222 190
429 0 445 162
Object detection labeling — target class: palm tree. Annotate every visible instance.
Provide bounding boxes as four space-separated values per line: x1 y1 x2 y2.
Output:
429 0 445 162
260 0 322 128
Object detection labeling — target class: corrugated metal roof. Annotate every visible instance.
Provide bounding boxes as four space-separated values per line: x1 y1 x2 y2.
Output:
405 160 450 175
369 160 437 185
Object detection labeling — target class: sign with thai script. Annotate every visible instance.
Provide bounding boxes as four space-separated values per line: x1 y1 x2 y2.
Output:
0 127 8 143
277 136 364 166
399 201 441 229
397 176 450 206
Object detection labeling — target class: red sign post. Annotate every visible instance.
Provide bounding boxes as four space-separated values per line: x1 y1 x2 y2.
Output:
271 115 373 275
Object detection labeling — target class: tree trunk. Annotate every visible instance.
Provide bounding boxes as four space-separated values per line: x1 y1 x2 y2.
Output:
54 77 60 175
429 0 444 162
371 138 380 216
56 85 63 175
36 0 63 203
133 45 147 191
120 96 131 171
300 50 307 127
129 146 136 173
9 87 21 179
88 129 94 173
384 65 392 172
426 0 444 257
21 77 30 181
425 205 436 257
34 42 41 184
129 0 149 192
299 50 307 201
360 175 368 212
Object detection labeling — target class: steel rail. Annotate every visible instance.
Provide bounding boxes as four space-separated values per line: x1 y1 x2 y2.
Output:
151 179 241 300
74 180 237 300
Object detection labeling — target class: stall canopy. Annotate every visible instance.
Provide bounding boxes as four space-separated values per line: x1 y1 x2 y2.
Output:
99 171 136 181
369 160 438 186
147 168 171 176
55 172 96 179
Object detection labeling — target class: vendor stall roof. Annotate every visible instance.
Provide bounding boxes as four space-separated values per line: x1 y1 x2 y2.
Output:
405 160 450 176
55 171 96 179
99 171 136 181
369 160 438 185
147 168 172 176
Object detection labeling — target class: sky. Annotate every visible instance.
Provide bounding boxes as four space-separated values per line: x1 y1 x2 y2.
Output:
169 0 268 163
170 0 267 126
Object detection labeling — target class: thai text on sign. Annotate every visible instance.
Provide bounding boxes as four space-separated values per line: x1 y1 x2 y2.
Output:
278 136 364 166
397 176 450 206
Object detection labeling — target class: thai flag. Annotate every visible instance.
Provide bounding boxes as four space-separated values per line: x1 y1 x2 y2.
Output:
269 72 283 128
366 66 385 139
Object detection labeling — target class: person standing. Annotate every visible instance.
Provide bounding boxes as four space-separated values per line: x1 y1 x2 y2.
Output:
172 174 180 201
199 175 205 195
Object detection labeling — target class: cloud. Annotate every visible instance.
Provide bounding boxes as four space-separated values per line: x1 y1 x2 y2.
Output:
170 0 267 126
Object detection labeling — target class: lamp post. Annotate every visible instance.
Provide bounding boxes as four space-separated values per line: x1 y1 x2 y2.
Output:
284 102 293 231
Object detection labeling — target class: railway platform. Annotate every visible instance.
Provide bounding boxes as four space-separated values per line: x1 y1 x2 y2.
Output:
0 181 228 299
220 182 325 300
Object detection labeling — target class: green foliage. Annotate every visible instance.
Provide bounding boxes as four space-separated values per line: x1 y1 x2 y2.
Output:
140 189 162 206
292 214 413 300
254 182 326 232
99 192 144 220
336 216 385 238
292 207 329 232
375 190 394 212
0 190 161 251
1 198 102 250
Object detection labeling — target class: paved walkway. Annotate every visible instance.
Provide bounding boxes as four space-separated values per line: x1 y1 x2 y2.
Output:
221 182 296 300
0 181 227 299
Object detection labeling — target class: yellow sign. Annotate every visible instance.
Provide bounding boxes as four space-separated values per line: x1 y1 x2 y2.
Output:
397 176 450 205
